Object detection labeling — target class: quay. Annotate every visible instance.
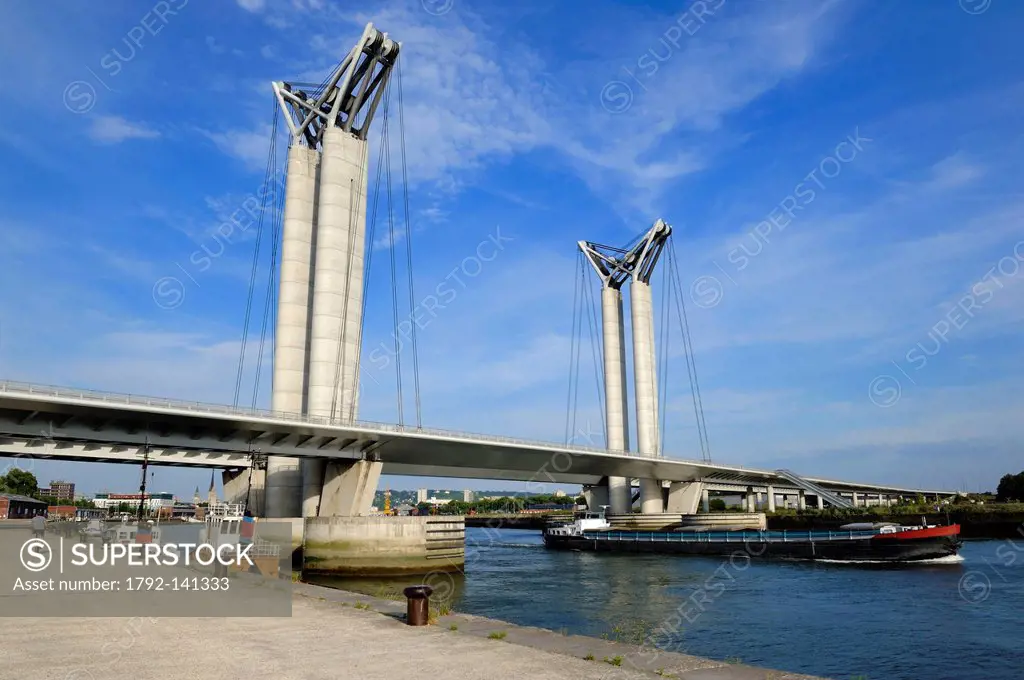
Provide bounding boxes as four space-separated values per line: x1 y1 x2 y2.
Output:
0 579 825 679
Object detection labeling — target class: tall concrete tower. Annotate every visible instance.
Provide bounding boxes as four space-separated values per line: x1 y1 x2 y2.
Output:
264 92 321 519
627 220 671 514
578 220 672 515
266 23 398 519
578 242 633 515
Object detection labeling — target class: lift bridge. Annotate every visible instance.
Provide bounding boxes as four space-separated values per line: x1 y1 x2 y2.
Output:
0 23 956 518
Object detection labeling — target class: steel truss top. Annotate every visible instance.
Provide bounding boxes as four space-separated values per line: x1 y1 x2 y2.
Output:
579 219 672 288
272 22 400 148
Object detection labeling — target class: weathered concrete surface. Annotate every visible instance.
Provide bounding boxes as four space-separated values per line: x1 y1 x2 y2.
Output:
303 515 465 576
291 584 827 680
0 582 826 680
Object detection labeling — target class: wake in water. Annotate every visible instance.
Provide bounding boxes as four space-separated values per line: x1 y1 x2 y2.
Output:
814 554 965 565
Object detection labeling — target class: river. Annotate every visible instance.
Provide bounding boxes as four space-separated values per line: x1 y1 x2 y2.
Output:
314 527 1024 680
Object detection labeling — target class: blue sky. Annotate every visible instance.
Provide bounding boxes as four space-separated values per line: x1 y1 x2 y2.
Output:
1 0 1022 499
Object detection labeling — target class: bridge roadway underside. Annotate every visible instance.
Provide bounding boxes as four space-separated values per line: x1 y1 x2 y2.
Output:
0 395 714 486
0 389 955 498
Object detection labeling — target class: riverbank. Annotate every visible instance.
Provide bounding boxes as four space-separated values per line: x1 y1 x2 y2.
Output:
0 578 825 679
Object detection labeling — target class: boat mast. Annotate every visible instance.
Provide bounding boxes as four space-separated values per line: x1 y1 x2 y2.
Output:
137 441 150 523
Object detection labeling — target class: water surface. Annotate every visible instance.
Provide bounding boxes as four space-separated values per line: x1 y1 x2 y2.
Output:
317 528 1024 680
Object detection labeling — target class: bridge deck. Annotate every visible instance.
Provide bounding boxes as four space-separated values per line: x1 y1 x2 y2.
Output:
0 380 955 496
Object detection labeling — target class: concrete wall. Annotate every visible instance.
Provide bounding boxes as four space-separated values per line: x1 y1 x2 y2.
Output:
303 515 465 577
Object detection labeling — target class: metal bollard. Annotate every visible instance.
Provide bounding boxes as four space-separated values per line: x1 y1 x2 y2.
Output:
403 585 433 626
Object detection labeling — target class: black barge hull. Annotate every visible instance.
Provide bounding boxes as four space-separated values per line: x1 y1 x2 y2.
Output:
543 529 962 563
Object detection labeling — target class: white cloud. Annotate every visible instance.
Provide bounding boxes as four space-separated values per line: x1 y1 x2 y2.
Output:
87 116 160 144
236 0 265 12
200 124 273 170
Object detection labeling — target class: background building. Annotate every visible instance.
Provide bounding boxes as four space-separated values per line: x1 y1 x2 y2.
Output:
0 493 47 519
416 488 428 503
463 489 474 503
47 505 78 520
93 492 175 513
38 480 75 502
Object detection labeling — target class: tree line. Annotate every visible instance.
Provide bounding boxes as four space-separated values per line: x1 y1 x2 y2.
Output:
0 470 97 508
997 471 1024 502
415 494 584 515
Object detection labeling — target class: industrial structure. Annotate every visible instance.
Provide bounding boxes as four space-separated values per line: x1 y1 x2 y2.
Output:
580 219 672 515
266 23 399 520
0 23 962 527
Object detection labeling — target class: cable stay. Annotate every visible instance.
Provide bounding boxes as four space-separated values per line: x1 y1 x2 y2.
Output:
580 258 607 440
563 252 584 445
350 71 393 416
396 55 423 429
342 55 422 429
564 252 607 446
251 114 284 411
569 258 586 442
657 255 671 456
666 238 712 462
234 98 281 409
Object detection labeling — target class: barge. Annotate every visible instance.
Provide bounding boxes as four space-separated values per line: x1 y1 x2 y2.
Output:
543 512 962 563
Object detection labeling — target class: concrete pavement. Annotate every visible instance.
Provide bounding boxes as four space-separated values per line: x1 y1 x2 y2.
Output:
0 581 826 679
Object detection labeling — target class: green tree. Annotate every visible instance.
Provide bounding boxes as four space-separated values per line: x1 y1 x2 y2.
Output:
996 472 1024 502
0 469 38 497
708 498 727 511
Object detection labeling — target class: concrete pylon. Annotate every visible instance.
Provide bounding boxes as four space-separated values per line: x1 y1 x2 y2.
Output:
631 279 663 513
628 220 671 514
576 243 632 515
578 219 672 515
599 288 631 514
265 142 320 519
270 23 398 518
303 126 371 516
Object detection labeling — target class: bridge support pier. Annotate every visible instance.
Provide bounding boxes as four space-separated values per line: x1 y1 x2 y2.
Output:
815 493 824 510
701 487 710 513
766 485 776 512
852 492 861 507
798 489 807 511
666 481 704 514
745 488 756 513
316 459 382 516
584 482 610 512
222 468 266 515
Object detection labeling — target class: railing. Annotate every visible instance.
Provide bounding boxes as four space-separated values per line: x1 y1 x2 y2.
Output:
0 379 691 462
775 468 855 509
594 530 875 543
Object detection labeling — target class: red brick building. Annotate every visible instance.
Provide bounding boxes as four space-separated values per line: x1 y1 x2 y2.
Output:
0 493 48 519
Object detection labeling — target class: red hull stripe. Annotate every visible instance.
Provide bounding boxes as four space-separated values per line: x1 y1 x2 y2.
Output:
871 524 960 541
